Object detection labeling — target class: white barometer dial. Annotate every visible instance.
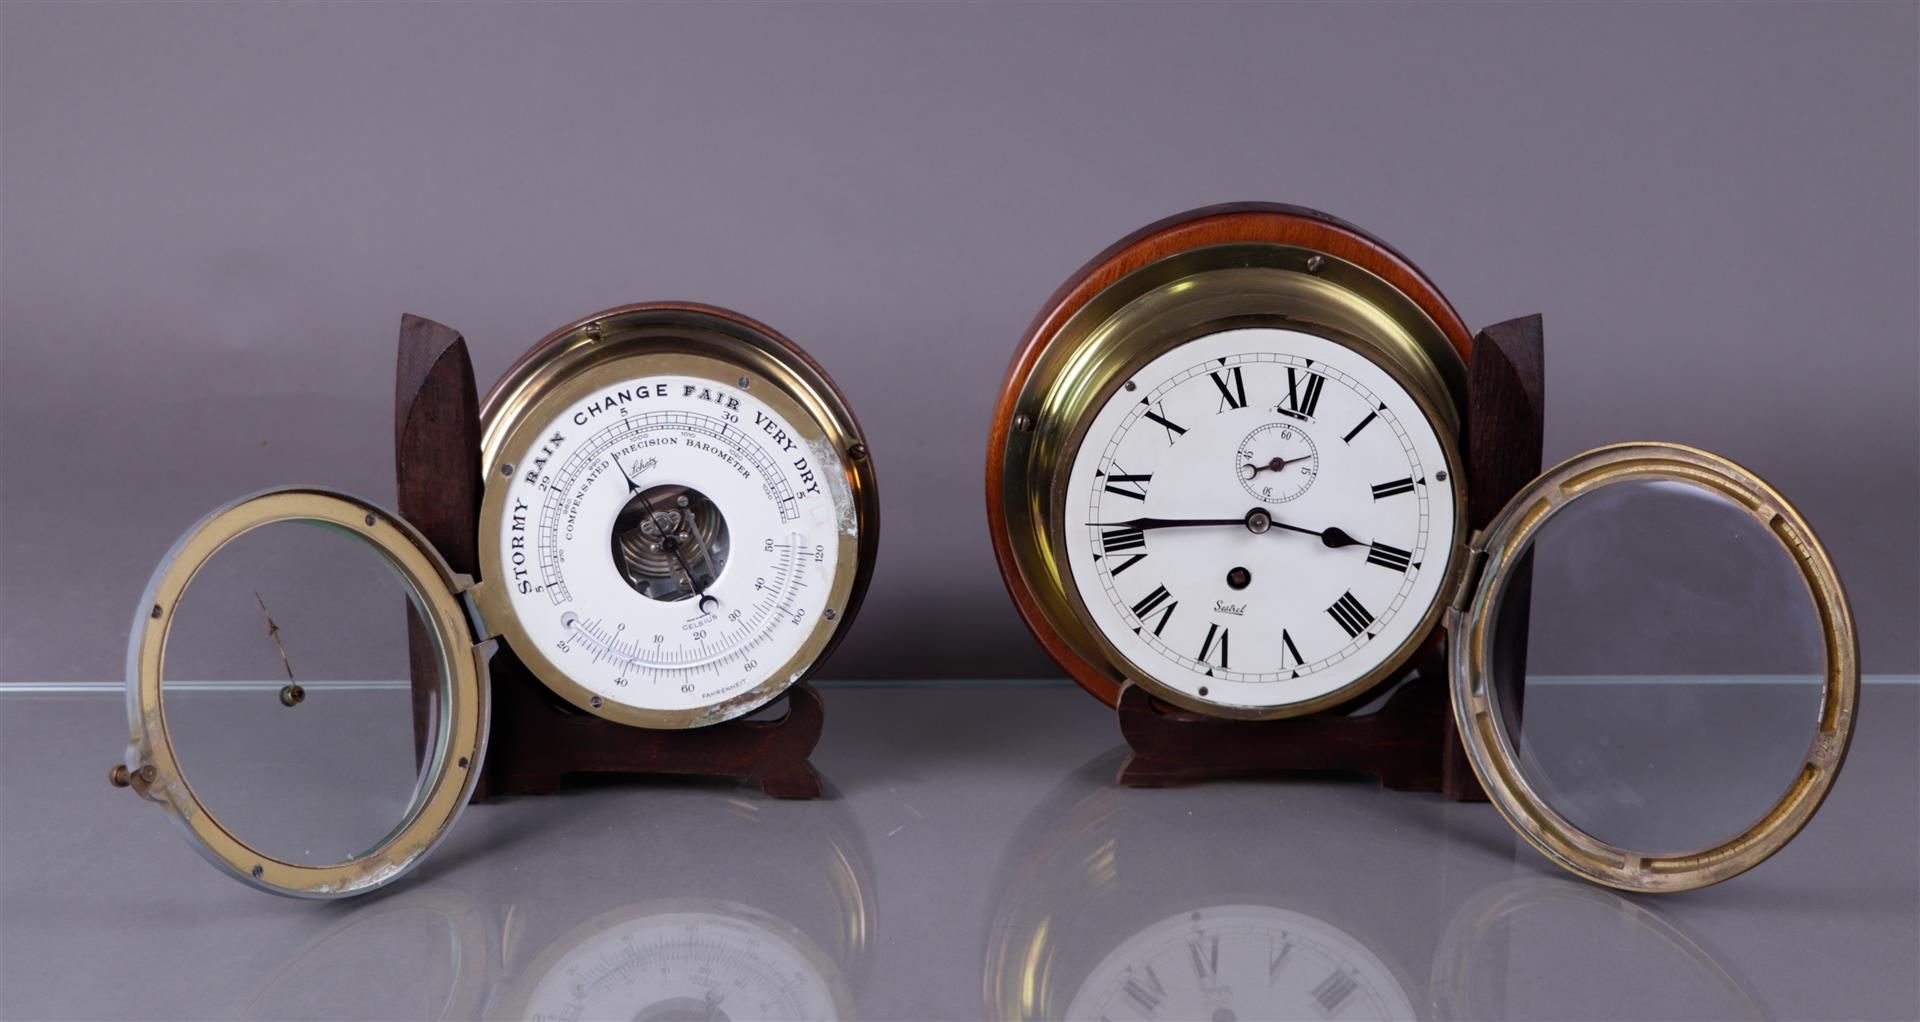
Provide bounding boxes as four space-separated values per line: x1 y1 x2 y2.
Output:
483 365 858 727
512 902 850 1021
1063 327 1460 715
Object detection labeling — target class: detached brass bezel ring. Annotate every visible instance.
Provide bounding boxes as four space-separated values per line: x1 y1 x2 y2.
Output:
123 488 489 899
471 303 879 730
1450 442 1859 893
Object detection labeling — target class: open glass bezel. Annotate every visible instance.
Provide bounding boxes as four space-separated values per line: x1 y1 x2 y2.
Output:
122 488 490 899
1450 442 1859 892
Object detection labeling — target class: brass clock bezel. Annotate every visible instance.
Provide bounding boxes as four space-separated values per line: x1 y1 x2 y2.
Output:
989 204 1475 719
1450 442 1860 893
470 303 878 730
121 488 490 899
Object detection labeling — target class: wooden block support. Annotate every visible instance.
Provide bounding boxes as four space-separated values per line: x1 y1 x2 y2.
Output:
1117 315 1545 799
395 314 825 801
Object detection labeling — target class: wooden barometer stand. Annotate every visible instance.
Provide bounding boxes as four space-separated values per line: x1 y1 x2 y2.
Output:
395 313 825 801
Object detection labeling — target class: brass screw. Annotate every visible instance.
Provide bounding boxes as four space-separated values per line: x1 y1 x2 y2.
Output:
1013 414 1033 433
590 695 604 709
1436 470 1448 482
150 604 163 619
738 376 751 389
849 443 868 461
109 764 156 790
1305 255 1325 273
585 322 603 341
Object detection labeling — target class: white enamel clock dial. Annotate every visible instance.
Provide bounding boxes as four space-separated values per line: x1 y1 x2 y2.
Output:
1066 905 1416 1021
490 370 853 723
1063 327 1459 714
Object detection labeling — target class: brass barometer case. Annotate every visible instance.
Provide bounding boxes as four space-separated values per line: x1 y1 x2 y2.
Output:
114 304 878 897
986 203 1858 891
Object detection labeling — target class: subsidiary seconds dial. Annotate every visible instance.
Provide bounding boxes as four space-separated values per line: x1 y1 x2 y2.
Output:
1063 327 1461 715
486 369 855 725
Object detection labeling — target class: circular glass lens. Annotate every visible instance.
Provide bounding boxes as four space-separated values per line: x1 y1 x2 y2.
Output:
1491 475 1826 853
158 519 434 867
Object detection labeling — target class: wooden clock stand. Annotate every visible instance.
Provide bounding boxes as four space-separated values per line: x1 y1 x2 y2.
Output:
1116 314 1544 801
395 314 825 801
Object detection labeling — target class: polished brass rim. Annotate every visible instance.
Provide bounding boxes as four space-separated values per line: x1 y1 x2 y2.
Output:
1001 246 1468 719
1450 442 1859 892
472 305 877 729
121 489 489 899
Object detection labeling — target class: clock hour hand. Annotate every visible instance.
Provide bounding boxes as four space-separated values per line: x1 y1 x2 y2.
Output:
1235 508 1367 547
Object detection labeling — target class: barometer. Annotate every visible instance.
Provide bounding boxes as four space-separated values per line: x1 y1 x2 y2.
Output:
113 303 878 897
986 203 1859 891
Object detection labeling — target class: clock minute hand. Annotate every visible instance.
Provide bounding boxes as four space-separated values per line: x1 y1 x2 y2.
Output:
1085 516 1250 531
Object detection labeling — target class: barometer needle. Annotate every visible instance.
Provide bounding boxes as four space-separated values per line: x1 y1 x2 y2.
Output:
632 483 714 609
613 455 643 493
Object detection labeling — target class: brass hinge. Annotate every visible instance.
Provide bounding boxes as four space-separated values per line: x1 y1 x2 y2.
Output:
1450 535 1490 613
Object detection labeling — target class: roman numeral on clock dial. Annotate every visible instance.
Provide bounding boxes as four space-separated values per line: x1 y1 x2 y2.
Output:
1102 466 1152 500
1099 526 1147 575
1342 404 1383 443
1366 540 1413 572
1327 591 1374 638
1210 365 1247 410
1140 401 1186 444
1131 585 1178 636
1370 476 1417 500
1278 366 1325 420
1198 623 1230 671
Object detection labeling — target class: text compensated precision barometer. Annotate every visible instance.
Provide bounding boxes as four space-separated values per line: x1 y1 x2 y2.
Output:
114 303 878 897
986 203 1859 892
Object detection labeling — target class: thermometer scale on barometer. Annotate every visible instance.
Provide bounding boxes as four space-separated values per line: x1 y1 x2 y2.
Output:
113 303 879 898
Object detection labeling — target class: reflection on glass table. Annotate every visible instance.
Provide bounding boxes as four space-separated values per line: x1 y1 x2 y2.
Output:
983 751 1775 1021
2 680 1912 1021
233 784 873 1020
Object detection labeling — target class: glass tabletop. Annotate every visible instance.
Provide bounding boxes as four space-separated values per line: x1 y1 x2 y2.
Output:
2 680 1913 1021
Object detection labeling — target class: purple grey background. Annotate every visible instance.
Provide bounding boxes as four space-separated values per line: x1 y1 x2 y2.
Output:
2 1 1914 684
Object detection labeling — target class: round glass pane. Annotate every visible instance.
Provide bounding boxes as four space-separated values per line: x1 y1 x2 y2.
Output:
1454 444 1857 891
158 519 430 865
1497 475 1823 851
